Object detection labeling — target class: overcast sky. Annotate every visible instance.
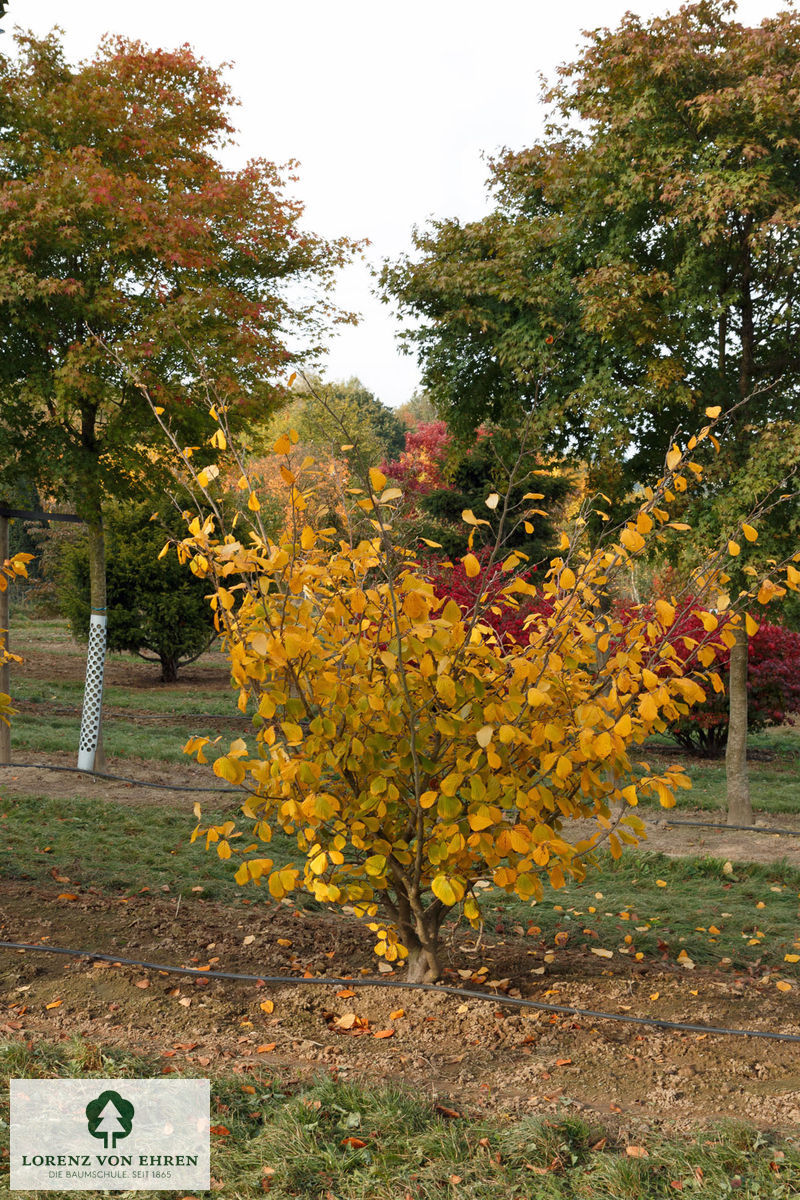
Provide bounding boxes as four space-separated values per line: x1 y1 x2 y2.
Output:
6 1 788 408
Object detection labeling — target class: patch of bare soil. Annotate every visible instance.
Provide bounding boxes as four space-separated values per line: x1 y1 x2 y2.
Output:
2 882 800 1138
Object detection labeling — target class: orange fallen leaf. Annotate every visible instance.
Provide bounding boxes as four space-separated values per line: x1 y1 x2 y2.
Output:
373 1028 395 1038
57 893 78 901
591 948 613 958
555 1058 572 1066
341 1136 366 1148
209 1125 230 1136
178 997 191 1007
257 1043 276 1053
434 1104 462 1119
776 981 792 993
45 999 62 1010
277 938 292 947
335 1012 357 1030
134 979 150 989
626 1146 649 1158
336 989 356 998
449 1176 462 1186
260 1000 275 1014
242 1085 256 1095
389 1008 405 1020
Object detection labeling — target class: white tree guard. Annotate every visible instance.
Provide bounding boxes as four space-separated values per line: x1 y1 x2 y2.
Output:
77 612 107 771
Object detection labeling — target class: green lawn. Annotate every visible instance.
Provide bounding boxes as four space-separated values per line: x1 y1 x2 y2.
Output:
2 1040 799 1199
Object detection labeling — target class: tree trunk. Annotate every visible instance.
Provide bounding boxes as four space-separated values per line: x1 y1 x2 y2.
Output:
405 937 442 984
400 900 446 983
726 621 752 825
160 653 179 684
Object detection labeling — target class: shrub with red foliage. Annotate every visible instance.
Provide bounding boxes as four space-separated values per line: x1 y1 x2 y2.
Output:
618 598 800 755
382 420 452 499
424 549 551 647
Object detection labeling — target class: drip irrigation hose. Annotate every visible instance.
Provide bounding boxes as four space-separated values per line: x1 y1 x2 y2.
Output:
2 941 800 1044
665 817 800 836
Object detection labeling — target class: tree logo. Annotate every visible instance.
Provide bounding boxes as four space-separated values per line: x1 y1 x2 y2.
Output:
85 1090 135 1149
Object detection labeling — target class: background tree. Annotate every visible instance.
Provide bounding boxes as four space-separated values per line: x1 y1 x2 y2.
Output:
381 0 800 821
280 376 406 466
58 502 222 683
0 28 358 663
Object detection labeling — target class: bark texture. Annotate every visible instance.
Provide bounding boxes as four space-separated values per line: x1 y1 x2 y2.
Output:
726 622 752 825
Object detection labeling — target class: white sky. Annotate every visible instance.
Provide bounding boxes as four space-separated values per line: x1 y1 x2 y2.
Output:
6 0 789 408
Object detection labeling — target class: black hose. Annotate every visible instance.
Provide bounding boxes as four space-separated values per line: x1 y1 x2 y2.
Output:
2 941 800 1044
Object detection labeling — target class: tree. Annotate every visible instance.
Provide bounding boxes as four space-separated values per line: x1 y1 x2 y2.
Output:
0 30 358 753
288 376 406 465
167 390 797 982
57 502 220 683
381 1 800 821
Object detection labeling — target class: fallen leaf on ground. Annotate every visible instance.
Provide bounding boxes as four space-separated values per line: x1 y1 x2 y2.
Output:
134 979 150 989
626 1146 649 1158
45 1000 62 1010
257 1043 276 1053
340 1137 366 1148
373 1028 394 1038
259 1000 274 1014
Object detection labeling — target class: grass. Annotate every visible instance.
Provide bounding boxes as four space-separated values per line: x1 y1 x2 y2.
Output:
474 848 800 978
0 792 303 907
640 726 800 816
2 1039 800 1198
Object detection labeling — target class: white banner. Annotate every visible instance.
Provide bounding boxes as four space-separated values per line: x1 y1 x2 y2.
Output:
10 1079 210 1191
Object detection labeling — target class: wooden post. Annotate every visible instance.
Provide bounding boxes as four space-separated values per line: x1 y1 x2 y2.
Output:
0 512 10 763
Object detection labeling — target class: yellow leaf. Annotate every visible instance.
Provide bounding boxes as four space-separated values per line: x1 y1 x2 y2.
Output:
380 487 403 502
431 875 458 906
260 1000 275 1014
462 553 480 578
462 508 478 525
655 599 675 627
620 527 645 553
211 428 227 450
248 492 261 512
666 445 681 471
728 540 740 556
369 467 387 492
776 981 792 993
591 948 613 959
560 567 576 590
154 405 165 415
705 405 721 418
745 613 759 636
656 879 667 888
301 525 316 550
273 434 292 455
742 523 758 542
476 725 493 748
485 492 500 509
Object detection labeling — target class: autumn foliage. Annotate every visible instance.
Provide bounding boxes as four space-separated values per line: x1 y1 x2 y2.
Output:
154 390 800 983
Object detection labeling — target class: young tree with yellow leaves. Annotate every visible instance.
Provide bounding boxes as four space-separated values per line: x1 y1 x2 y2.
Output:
143 384 797 984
